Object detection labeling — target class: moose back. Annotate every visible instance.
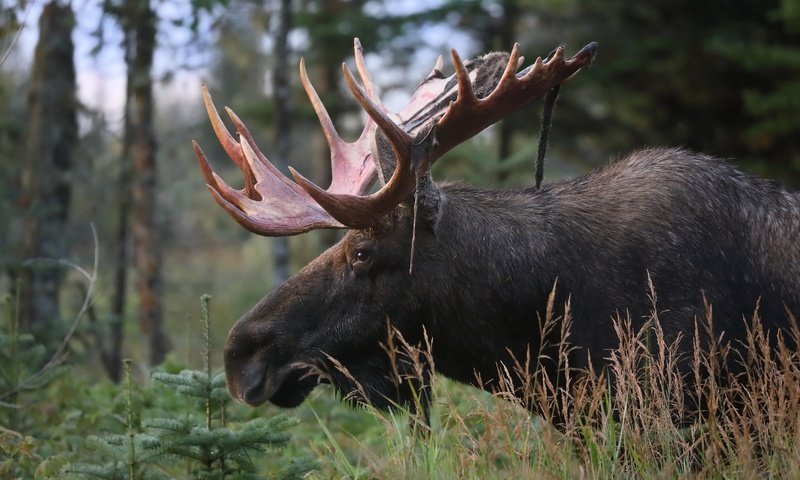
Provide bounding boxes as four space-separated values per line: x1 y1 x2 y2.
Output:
193 40 800 419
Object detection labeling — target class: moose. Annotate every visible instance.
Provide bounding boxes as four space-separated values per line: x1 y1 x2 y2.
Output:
193 39 800 423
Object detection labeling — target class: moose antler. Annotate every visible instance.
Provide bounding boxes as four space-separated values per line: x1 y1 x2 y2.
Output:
194 39 597 235
192 39 384 235
289 41 597 227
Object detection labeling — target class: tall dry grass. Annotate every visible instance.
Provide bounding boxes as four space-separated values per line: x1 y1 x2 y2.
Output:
312 284 800 479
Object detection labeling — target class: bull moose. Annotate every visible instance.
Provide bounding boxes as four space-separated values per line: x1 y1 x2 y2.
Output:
192 39 800 422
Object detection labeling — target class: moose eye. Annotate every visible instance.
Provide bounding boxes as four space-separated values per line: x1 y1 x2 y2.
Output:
355 250 371 263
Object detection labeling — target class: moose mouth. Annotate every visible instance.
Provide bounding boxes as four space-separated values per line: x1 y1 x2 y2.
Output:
239 363 319 408
268 369 319 408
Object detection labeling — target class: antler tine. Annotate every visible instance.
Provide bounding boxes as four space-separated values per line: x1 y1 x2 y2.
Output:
238 133 288 189
498 43 521 86
450 48 479 106
300 54 378 196
545 45 565 65
423 55 445 80
201 84 242 168
353 38 379 102
341 63 414 156
300 57 343 150
201 85 257 197
193 139 265 225
205 171 262 227
433 55 444 75
225 106 309 194
192 134 262 211
192 140 219 191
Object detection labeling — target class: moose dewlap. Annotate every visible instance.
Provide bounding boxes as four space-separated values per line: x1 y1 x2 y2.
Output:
193 39 800 425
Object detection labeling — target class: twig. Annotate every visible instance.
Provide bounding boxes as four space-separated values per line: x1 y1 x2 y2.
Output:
0 3 32 69
0 223 99 400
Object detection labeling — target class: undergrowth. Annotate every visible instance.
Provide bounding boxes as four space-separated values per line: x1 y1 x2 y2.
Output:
3 265 799 478
308 284 800 479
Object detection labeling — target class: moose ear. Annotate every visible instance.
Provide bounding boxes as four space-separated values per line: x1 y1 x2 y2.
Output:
374 129 442 232
404 173 442 233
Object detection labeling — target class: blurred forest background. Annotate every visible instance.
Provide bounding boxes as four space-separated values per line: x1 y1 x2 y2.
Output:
3 0 800 374
1 0 799 476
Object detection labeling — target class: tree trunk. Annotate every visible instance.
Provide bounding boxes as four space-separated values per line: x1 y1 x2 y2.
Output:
124 0 170 366
18 0 77 338
102 144 129 380
102 6 137 383
495 0 518 183
271 0 293 283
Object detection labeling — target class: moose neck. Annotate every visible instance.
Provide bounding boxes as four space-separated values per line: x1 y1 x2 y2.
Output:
414 182 565 392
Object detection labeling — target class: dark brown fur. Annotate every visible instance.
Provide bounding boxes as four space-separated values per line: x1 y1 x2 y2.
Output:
225 148 800 418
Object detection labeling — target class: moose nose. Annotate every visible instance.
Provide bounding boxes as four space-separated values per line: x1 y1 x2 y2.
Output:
224 337 273 405
238 361 270 406
224 314 290 406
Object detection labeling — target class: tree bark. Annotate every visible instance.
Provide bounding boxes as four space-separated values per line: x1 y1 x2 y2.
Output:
271 0 293 283
495 0 518 183
102 5 136 382
123 0 170 366
103 139 129 380
18 0 77 337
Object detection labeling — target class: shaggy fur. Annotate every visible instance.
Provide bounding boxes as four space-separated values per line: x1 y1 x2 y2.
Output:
224 148 800 418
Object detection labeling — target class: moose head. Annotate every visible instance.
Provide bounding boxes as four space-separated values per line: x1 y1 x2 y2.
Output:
193 39 597 411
